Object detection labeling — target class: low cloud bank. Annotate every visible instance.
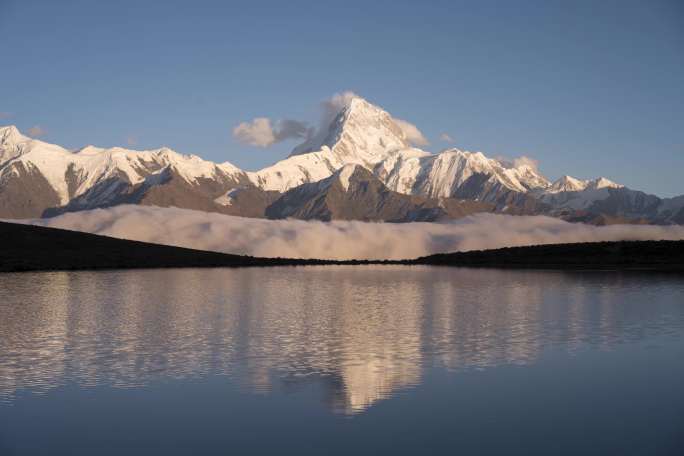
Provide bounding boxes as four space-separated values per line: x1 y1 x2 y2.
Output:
23 205 684 260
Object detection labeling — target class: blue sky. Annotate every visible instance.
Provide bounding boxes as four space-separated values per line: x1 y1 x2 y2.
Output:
1 0 682 196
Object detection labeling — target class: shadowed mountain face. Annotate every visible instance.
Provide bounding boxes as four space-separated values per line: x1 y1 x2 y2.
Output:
0 161 62 218
42 166 276 218
265 165 493 222
0 94 682 223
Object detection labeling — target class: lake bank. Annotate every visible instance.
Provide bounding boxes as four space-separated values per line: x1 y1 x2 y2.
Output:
1 221 683 272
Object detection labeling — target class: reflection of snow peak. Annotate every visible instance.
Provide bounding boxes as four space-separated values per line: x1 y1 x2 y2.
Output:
0 267 671 413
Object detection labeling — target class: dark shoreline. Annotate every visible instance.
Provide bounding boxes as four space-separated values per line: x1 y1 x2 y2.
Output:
1 221 683 273
409 240 684 271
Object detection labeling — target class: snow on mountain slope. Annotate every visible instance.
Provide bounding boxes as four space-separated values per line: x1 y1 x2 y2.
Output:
375 147 550 201
290 96 410 162
251 94 551 200
253 93 663 221
71 145 245 197
2 90 680 224
251 95 415 192
265 163 493 222
373 148 432 194
0 125 248 215
586 177 622 191
547 175 623 194
547 175 589 193
337 163 358 191
248 147 346 192
538 176 627 210
0 126 28 163
1 126 80 204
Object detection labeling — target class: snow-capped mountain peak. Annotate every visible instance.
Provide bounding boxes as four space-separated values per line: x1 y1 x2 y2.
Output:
548 175 588 193
290 95 410 165
252 95 416 192
0 125 248 214
0 125 30 163
375 147 550 202
0 125 25 145
547 175 624 194
587 177 623 190
251 95 552 198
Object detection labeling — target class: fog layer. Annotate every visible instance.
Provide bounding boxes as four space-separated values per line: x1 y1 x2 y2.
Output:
22 205 684 260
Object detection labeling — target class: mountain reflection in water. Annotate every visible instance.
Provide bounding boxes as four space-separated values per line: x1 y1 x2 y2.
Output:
1 266 683 414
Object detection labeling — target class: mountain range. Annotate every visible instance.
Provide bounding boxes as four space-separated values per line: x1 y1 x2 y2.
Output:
1 96 682 224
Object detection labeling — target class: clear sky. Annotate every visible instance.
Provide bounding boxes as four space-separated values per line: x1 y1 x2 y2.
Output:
1 0 682 196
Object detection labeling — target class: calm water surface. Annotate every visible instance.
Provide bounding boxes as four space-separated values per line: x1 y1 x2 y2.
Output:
1 266 683 455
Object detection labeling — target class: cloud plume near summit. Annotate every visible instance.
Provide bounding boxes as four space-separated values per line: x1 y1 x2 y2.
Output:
233 118 312 147
232 90 428 148
23 205 684 260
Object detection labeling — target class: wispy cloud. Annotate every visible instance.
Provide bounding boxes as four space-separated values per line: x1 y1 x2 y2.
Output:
439 133 454 143
27 125 46 137
292 90 359 152
393 118 429 147
497 154 540 171
323 91 357 113
126 135 138 146
24 205 684 261
233 117 313 148
0 112 12 120
320 90 357 124
233 91 429 149
513 155 539 170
